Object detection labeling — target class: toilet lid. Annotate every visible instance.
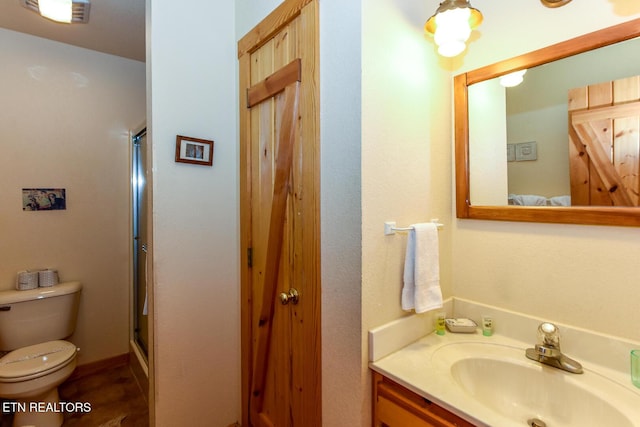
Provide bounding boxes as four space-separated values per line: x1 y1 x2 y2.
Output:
0 340 76 380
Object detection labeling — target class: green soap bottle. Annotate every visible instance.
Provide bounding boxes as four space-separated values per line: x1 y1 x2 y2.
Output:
482 316 493 336
436 312 446 335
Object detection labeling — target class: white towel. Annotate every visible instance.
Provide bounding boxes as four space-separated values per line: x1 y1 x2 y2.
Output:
402 223 443 313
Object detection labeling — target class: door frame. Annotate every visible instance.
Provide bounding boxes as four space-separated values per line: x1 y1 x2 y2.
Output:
238 0 320 425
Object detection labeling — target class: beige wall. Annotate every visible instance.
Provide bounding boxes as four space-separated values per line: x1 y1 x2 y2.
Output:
453 2 640 341
468 79 508 205
319 1 365 426
148 0 240 424
0 28 145 364
362 0 453 329
360 1 453 425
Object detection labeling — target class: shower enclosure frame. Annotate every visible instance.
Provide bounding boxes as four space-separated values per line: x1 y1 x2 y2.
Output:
132 126 150 361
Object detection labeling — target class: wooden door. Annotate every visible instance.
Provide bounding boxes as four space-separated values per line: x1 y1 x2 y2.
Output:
238 1 320 426
568 76 640 206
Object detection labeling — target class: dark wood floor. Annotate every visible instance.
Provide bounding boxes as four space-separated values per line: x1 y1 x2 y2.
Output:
1 363 148 427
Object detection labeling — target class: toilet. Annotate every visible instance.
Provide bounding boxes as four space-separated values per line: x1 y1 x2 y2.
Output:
0 281 82 427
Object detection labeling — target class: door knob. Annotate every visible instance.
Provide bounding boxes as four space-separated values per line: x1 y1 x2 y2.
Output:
279 288 299 305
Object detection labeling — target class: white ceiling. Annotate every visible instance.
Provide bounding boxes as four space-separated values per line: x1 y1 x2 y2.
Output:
0 0 145 62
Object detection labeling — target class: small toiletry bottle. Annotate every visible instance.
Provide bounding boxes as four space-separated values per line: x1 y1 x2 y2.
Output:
482 316 493 336
436 312 446 335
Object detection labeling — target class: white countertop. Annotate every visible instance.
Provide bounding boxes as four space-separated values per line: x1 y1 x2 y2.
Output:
371 331 520 426
370 329 640 427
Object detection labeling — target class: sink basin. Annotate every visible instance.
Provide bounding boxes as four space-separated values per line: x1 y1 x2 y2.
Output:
432 342 640 427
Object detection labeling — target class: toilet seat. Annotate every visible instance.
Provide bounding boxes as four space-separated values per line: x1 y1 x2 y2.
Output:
0 340 77 383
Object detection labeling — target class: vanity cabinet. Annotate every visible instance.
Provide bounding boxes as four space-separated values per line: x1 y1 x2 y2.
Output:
372 372 476 427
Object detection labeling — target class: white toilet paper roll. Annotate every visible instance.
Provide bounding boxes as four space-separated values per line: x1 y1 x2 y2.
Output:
38 269 59 287
16 271 39 290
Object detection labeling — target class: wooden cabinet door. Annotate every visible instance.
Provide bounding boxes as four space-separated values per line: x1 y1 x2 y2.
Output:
372 372 476 427
238 1 320 426
377 395 436 427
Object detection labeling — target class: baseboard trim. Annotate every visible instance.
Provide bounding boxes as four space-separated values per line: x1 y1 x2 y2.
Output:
67 353 130 382
129 341 149 404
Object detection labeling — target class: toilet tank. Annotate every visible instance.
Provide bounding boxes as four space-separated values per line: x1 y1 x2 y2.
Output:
0 281 82 351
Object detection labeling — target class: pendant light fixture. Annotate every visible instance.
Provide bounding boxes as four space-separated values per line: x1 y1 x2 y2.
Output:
425 0 483 57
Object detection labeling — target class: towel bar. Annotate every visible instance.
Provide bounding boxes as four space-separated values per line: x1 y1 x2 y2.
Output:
384 220 443 235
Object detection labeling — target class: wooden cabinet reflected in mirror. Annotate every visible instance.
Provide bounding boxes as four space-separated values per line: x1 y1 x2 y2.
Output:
455 18 640 226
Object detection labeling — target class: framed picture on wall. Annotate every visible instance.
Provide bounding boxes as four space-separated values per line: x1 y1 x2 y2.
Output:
22 188 66 211
175 135 214 166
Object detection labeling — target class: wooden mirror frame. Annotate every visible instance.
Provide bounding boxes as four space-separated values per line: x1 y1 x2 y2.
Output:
455 18 640 227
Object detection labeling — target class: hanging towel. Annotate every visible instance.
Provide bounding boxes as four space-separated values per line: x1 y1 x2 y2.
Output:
142 291 148 316
402 223 443 313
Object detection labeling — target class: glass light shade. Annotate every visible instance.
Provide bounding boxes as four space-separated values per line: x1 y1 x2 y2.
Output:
39 0 72 23
500 69 527 87
425 0 483 58
433 8 472 57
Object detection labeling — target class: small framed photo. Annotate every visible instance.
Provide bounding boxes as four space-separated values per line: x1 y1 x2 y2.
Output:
175 135 214 166
23 188 66 211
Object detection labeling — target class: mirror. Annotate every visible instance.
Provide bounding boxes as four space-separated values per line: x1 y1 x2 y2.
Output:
455 18 640 226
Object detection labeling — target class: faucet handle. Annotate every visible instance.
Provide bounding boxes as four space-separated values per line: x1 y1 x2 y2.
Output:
537 322 560 348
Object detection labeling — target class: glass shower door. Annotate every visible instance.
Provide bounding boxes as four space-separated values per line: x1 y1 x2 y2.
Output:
133 128 149 358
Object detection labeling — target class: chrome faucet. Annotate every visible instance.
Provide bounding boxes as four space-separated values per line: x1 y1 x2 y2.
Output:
525 322 583 374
